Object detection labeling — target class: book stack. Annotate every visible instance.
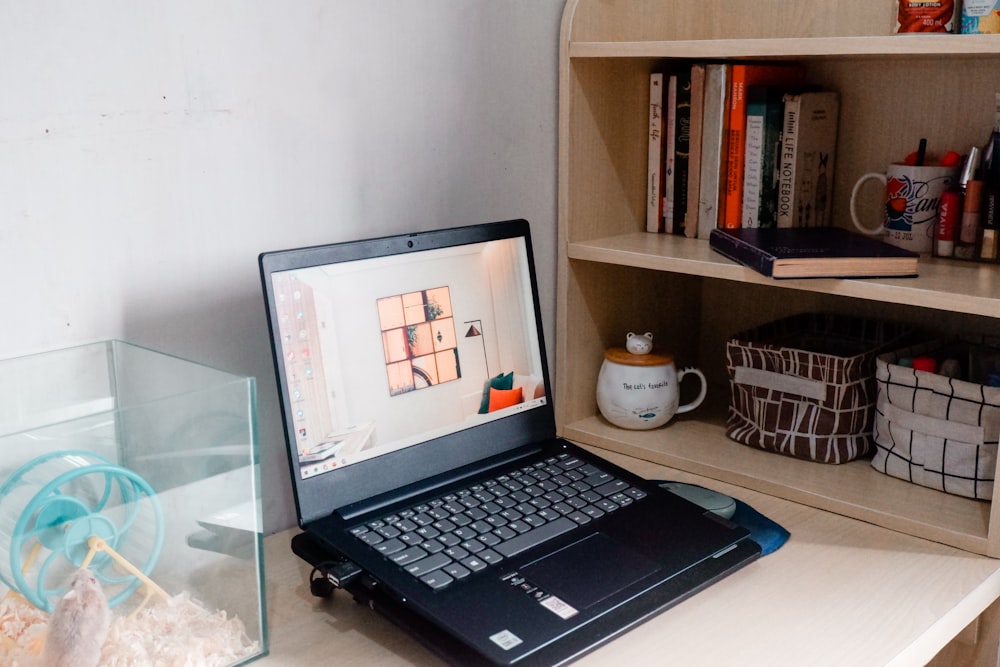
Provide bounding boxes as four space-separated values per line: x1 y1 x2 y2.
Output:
645 62 840 237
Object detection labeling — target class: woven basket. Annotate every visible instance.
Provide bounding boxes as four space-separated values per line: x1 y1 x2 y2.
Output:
872 336 1000 500
726 313 912 463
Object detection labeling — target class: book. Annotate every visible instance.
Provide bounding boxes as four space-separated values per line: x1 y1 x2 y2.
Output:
741 89 768 228
777 90 840 228
684 63 705 238
672 67 692 235
697 64 730 240
742 85 795 228
721 64 805 229
646 72 666 233
663 74 678 233
708 226 919 279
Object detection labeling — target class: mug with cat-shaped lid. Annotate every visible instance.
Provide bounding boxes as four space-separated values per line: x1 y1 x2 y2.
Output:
596 333 706 430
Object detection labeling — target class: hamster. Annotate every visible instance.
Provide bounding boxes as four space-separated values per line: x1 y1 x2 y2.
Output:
40 568 110 667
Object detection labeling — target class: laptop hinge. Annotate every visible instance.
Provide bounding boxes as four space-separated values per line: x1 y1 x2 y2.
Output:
335 443 546 522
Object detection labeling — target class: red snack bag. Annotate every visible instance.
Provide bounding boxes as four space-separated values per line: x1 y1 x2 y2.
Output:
897 0 955 32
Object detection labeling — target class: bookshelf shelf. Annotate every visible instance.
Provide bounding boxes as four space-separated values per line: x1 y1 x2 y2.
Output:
568 232 1000 318
558 0 1000 557
564 413 991 555
569 35 1000 60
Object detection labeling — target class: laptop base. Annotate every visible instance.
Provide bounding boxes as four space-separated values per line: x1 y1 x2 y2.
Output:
292 530 760 666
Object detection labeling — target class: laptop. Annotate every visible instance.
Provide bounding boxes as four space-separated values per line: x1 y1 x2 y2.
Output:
259 219 760 666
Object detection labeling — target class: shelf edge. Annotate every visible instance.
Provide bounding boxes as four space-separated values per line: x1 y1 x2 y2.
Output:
562 420 991 556
569 35 1000 59
566 235 1000 319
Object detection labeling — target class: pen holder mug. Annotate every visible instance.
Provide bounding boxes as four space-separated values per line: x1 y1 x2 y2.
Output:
596 346 707 430
850 163 958 254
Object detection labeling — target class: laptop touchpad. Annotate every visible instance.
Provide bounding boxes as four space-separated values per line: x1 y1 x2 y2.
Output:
521 533 659 609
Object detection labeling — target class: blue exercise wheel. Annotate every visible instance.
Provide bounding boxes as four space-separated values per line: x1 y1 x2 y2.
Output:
0 450 164 612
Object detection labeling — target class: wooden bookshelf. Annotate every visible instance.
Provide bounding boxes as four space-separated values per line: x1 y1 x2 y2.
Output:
557 0 1000 557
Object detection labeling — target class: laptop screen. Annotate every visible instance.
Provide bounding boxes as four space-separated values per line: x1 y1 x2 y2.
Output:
260 220 555 523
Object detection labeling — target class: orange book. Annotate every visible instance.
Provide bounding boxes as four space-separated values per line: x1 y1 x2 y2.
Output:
721 64 805 229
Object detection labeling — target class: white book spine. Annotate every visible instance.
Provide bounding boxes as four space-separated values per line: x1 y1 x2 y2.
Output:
684 63 705 237
777 91 839 228
776 95 800 228
742 113 765 228
697 64 728 240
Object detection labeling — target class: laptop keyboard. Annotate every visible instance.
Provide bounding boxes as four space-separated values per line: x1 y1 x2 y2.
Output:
348 453 647 590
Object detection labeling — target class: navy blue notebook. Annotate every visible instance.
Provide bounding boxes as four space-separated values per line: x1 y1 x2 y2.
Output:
709 226 919 279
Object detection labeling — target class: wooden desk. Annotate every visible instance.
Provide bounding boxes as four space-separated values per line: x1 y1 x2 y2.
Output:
259 449 1000 666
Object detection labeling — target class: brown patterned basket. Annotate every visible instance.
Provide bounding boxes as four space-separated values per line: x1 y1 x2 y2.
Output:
725 313 912 464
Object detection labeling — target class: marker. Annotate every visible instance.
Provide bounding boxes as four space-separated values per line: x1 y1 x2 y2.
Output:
939 359 961 379
915 138 927 166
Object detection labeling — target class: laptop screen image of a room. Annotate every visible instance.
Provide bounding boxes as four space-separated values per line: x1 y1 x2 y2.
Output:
268 232 547 482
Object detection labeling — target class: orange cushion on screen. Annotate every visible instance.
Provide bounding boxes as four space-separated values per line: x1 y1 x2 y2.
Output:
488 386 523 412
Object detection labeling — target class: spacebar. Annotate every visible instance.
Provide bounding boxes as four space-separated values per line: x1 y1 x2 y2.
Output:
495 517 576 557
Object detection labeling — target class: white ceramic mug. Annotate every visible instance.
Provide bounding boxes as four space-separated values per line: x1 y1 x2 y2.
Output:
596 348 706 430
849 163 958 254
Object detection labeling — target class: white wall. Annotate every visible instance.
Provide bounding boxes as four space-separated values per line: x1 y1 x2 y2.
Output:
0 1 563 532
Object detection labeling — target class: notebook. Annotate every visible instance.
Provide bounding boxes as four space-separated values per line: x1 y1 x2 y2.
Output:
259 219 760 666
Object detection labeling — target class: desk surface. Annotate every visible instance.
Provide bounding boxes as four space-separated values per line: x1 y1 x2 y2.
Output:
259 448 1000 667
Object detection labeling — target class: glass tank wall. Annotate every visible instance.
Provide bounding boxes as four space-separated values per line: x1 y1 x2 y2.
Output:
0 340 266 665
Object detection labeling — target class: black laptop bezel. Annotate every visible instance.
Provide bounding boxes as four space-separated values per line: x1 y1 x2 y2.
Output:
259 219 557 525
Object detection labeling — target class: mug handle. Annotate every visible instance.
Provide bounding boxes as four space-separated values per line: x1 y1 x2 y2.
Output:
675 368 707 414
850 172 888 235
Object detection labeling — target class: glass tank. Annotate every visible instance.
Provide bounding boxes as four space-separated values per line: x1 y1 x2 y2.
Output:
0 340 266 665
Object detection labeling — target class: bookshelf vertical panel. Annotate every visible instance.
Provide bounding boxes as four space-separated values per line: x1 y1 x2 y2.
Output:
555 261 601 428
556 262 704 426
564 59 651 243
697 280 828 409
808 56 1000 232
